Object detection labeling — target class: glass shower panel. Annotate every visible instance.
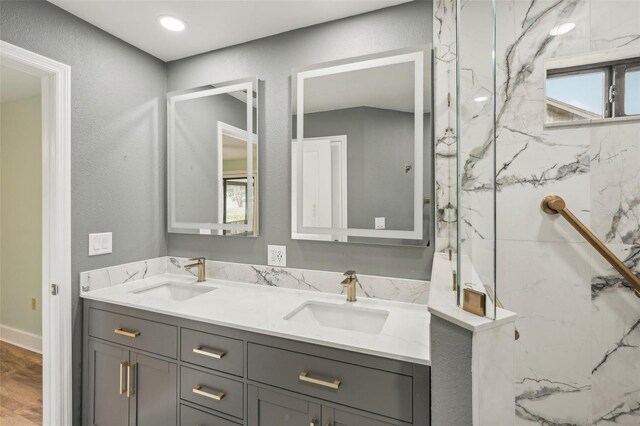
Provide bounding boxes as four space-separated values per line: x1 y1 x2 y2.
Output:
456 0 497 319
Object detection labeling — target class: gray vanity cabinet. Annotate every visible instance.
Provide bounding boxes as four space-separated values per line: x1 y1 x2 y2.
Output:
83 300 430 426
247 386 321 426
130 352 178 425
87 340 130 426
85 334 177 425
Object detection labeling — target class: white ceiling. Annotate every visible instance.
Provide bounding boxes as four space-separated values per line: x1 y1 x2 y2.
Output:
48 0 411 62
0 66 41 103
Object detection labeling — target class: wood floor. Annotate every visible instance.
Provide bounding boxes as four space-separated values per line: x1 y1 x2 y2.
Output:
0 341 42 425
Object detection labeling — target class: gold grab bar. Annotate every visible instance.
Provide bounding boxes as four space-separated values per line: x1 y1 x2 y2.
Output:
542 195 640 297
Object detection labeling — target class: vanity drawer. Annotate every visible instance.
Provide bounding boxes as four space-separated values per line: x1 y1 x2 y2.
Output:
180 366 244 419
181 328 243 376
247 343 413 422
180 404 240 426
88 308 177 358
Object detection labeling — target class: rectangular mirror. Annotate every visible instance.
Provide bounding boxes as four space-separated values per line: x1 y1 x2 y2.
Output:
292 46 432 246
168 77 258 236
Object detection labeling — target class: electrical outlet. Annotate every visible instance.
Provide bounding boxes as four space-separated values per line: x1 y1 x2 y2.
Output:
268 245 286 267
31 298 37 311
375 217 386 230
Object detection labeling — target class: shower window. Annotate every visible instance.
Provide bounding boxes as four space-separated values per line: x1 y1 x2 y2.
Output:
545 56 640 125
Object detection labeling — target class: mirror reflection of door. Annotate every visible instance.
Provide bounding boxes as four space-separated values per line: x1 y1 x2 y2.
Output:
218 122 258 236
292 136 347 241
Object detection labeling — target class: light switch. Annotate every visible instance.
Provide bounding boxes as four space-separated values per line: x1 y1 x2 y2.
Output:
375 217 386 230
89 232 112 256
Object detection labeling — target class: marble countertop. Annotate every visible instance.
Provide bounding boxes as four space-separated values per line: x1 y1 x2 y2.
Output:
81 273 430 365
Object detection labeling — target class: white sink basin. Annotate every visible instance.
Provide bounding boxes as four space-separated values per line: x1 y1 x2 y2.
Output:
131 282 215 302
284 301 389 335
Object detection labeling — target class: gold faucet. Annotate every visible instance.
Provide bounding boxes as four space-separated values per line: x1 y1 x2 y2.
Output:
184 257 206 282
341 270 358 302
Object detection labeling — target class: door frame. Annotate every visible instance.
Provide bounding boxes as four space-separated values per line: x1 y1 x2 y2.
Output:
0 41 72 425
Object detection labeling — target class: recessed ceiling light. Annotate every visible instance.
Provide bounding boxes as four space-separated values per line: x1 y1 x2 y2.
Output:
549 22 575 36
159 15 186 32
474 96 488 102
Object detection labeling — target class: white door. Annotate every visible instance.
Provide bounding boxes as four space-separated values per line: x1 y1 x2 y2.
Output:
301 139 333 228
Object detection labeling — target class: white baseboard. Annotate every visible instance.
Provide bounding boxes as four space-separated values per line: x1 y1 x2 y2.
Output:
0 324 42 354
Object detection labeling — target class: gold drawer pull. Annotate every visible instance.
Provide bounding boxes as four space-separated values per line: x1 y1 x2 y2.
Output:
193 346 226 359
114 328 140 338
299 371 340 390
193 385 225 401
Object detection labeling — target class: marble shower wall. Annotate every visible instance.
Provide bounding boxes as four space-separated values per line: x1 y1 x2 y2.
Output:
434 0 640 425
437 0 640 423
433 0 458 252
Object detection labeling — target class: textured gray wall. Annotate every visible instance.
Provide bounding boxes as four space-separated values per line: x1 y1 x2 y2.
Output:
430 315 473 425
167 0 434 280
300 107 432 234
0 1 167 423
173 93 247 224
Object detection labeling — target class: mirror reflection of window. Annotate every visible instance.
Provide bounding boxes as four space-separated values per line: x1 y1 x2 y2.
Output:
224 178 247 224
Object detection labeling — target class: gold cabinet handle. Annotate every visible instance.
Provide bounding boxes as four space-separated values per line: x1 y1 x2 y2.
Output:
126 363 136 397
192 385 225 401
114 328 140 338
119 362 127 395
193 346 226 359
299 371 340 390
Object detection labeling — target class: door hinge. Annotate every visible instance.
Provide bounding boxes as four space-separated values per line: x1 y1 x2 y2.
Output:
51 283 59 295
447 92 451 107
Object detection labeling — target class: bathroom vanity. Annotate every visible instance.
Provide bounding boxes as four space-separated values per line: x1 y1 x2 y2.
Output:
81 274 430 426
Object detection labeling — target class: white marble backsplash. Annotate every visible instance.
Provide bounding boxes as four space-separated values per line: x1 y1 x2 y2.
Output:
80 257 429 305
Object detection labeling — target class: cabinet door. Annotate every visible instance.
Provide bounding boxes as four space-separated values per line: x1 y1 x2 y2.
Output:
322 407 397 426
87 340 130 426
248 386 321 426
129 351 177 426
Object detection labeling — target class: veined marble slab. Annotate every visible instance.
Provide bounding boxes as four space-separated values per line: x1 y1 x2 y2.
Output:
80 256 429 305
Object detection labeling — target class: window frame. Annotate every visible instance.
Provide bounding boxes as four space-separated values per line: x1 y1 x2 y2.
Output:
545 54 640 127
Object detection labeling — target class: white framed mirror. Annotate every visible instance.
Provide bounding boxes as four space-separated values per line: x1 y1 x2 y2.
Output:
168 77 259 236
292 46 432 245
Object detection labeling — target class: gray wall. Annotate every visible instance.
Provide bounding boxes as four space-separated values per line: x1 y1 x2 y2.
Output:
0 1 167 423
300 107 432 234
173 93 247 224
167 0 434 280
430 316 473 425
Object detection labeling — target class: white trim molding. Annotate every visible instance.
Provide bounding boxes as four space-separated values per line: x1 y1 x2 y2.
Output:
0 41 72 426
0 324 43 354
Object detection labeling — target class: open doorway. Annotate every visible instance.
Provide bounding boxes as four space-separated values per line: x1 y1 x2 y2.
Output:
0 41 72 426
0 65 43 424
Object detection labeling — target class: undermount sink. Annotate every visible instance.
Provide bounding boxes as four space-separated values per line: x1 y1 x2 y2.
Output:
284 301 389 335
131 282 215 302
